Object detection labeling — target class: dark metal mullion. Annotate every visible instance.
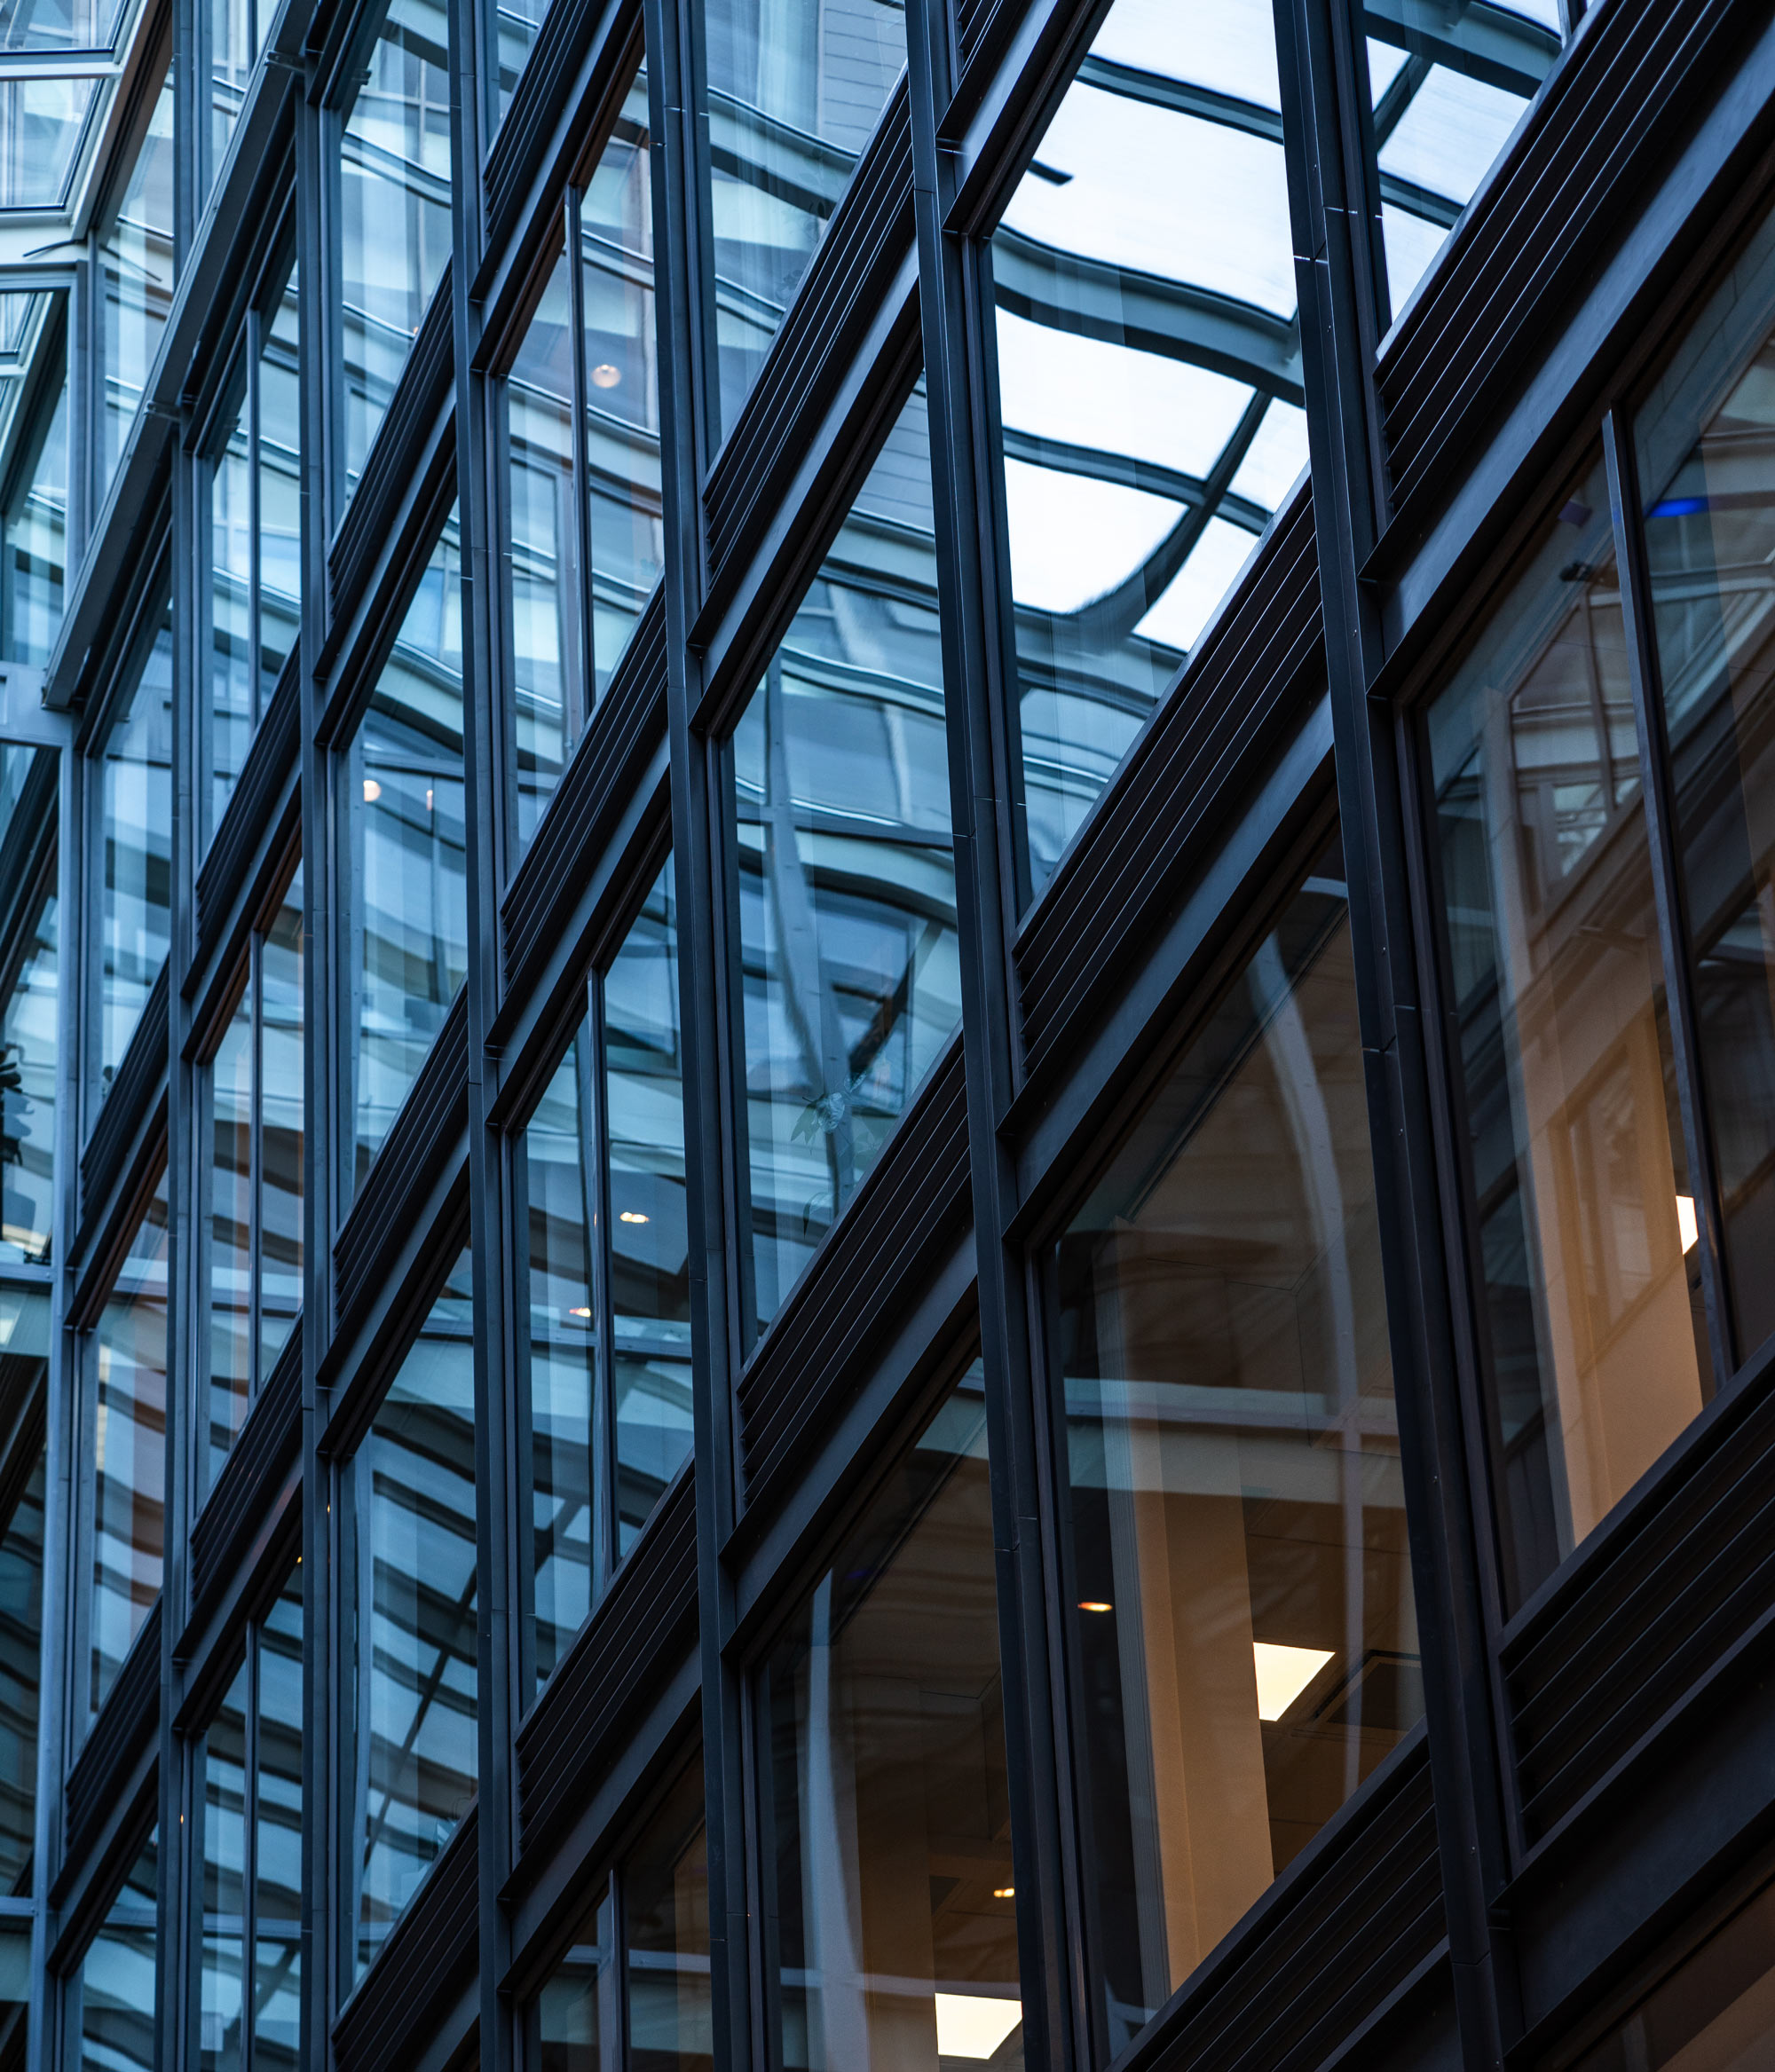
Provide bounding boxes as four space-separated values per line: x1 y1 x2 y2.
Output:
1602 409 1738 1390
567 184 597 745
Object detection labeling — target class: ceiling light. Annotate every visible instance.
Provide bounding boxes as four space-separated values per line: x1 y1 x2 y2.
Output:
934 1995 1022 2060
1077 1600 1112 1614
1676 1194 1699 1251
569 1305 591 1319
1253 1641 1334 1721
619 1209 649 1224
591 362 621 389
992 1886 1014 1900
362 777 382 802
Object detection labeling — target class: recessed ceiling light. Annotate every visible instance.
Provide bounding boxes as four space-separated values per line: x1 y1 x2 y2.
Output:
569 1305 591 1319
1253 1642 1334 1721
591 362 621 389
362 777 382 802
1077 1600 1112 1614
619 1209 649 1224
992 1886 1014 1900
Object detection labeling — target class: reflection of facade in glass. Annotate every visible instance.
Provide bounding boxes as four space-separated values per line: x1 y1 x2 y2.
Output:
0 3 1768 2071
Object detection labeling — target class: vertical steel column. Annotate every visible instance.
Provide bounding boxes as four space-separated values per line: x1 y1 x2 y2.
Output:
644 0 751 2063
904 2 1083 2066
1274 2 1519 2066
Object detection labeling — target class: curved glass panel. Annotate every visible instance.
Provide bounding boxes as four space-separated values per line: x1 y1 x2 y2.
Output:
702 0 905 437
339 0 452 491
349 510 466 1194
729 385 957 1330
991 0 1306 899
1634 202 1775 1371
1053 839 1422 2054
1363 0 1567 327
758 1360 1025 2072
97 64 176 501
86 1169 169 1718
344 1248 476 1983
1425 458 1710 1605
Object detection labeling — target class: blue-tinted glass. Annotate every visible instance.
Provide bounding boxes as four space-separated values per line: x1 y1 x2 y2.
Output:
1 293 69 666
491 0 548 130
79 1827 158 2072
340 0 453 491
760 1362 1024 2072
210 373 253 835
351 511 466 1192
992 0 1304 899
1365 0 1566 325
0 0 123 49
580 71 659 692
0 1380 43 1891
98 65 175 501
0 79 100 209
347 1248 476 1981
100 590 173 1089
254 1570 303 2071
0 742 58 1264
604 862 690 1547
260 871 304 1377
200 1658 248 2072
87 1170 168 1716
731 386 956 1328
703 0 904 436
209 984 252 1480
1054 847 1421 2052
258 269 301 697
210 0 256 183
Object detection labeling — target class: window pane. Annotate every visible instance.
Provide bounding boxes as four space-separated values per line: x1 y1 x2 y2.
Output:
89 1172 169 1716
605 862 690 1548
340 0 453 490
347 1248 476 1982
760 1361 1023 2072
210 0 255 181
0 742 59 1264
0 1368 45 1892
0 0 124 51
1635 205 1775 1368
1054 841 1422 2052
1426 459 1709 1604
258 266 301 697
492 0 548 131
351 512 466 1192
536 1884 610 2068
100 589 174 1089
507 237 576 847
1363 1 1566 326
524 1038 596 1689
200 1657 248 2072
0 78 99 210
992 0 1303 899
255 1568 302 2072
581 70 660 693
209 986 252 1481
79 1827 158 2072
211 374 254 833
261 867 304 1377
1 292 69 666
731 386 956 1329
98 65 176 500
703 0 905 437
625 1763 710 2072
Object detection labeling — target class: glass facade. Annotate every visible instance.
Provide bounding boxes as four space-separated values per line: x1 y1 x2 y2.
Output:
4 4 1772 2072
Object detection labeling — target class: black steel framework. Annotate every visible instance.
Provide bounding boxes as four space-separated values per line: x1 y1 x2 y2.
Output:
0 0 1772 2068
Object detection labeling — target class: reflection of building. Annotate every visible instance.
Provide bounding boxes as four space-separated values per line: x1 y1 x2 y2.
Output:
0 0 1771 2068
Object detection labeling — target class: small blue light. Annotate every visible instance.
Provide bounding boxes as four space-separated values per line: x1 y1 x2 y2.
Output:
1651 496 1710 517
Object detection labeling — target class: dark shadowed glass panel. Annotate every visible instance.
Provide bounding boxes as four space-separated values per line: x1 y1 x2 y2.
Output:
702 0 905 437
346 1247 476 1982
730 386 956 1328
200 1656 248 2072
626 1763 710 2072
98 62 175 501
1362 0 1566 327
255 1569 303 2072
759 1361 1024 2072
339 0 452 489
535 1882 612 2068
990 0 1304 899
87 1169 169 1717
100 587 173 1090
1573 1874 1775 2071
1426 456 1708 1606
79 1826 158 2072
209 978 252 1476
350 511 466 1193
1054 840 1422 2055
1635 203 1775 1368
0 1359 43 1891
0 742 58 1265
1 292 68 666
